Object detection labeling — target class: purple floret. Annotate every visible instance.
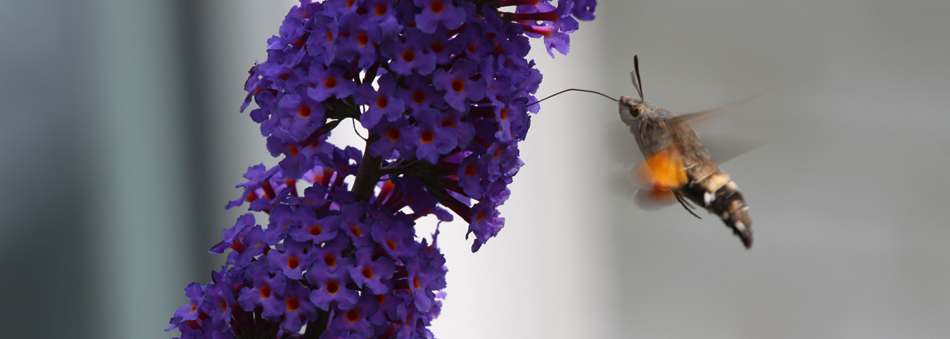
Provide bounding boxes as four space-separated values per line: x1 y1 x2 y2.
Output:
330 292 380 338
306 261 360 311
432 59 488 111
238 262 288 320
279 281 318 333
409 108 458 163
348 247 395 294
413 0 468 33
267 238 312 280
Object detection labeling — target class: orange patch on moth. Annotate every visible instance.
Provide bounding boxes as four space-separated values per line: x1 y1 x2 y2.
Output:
642 150 688 189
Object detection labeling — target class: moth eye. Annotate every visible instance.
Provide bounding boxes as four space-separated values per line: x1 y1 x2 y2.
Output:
634 106 644 116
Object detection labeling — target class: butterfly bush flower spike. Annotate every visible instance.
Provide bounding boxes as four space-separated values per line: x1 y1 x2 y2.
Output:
168 0 595 337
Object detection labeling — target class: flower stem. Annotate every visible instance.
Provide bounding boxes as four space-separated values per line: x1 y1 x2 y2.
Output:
352 134 383 202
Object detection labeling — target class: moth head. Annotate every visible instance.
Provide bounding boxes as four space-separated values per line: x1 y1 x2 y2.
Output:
618 95 647 125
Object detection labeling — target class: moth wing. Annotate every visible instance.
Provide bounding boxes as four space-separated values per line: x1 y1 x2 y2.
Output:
629 149 689 209
678 94 761 126
603 158 677 210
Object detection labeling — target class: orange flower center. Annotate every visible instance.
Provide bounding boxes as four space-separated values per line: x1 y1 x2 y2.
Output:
401 50 415 62
430 1 444 14
386 128 400 141
420 131 434 144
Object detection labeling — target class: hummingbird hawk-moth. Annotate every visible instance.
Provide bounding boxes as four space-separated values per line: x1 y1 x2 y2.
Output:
619 55 753 249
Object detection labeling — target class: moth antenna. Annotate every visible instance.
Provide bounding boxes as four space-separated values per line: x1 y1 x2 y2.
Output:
630 71 639 98
633 55 644 100
525 88 617 107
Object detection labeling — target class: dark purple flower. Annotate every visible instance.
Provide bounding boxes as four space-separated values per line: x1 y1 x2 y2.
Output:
458 153 487 199
267 238 312 280
238 262 287 320
348 247 395 294
413 0 468 33
201 283 235 331
276 90 327 141
354 74 405 129
307 65 357 102
439 108 476 149
228 225 268 268
383 38 437 77
306 12 340 65
426 25 465 64
367 117 409 159
306 261 360 311
409 108 458 163
279 281 318 332
370 215 418 260
330 292 379 338
173 283 205 323
484 141 521 180
335 12 383 69
210 213 255 254
432 59 488 111
226 164 280 210
311 233 354 271
400 73 446 113
341 203 374 247
405 236 446 313
262 204 296 245
289 208 341 244
468 199 505 252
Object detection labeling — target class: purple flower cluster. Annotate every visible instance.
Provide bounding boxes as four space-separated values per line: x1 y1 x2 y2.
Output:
168 0 595 338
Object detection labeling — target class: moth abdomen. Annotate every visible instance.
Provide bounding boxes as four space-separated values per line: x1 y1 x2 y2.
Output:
680 177 753 249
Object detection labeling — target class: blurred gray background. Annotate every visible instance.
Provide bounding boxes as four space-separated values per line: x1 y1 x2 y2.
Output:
2 1 949 338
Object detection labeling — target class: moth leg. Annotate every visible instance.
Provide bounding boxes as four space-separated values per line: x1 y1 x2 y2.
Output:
674 191 702 220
